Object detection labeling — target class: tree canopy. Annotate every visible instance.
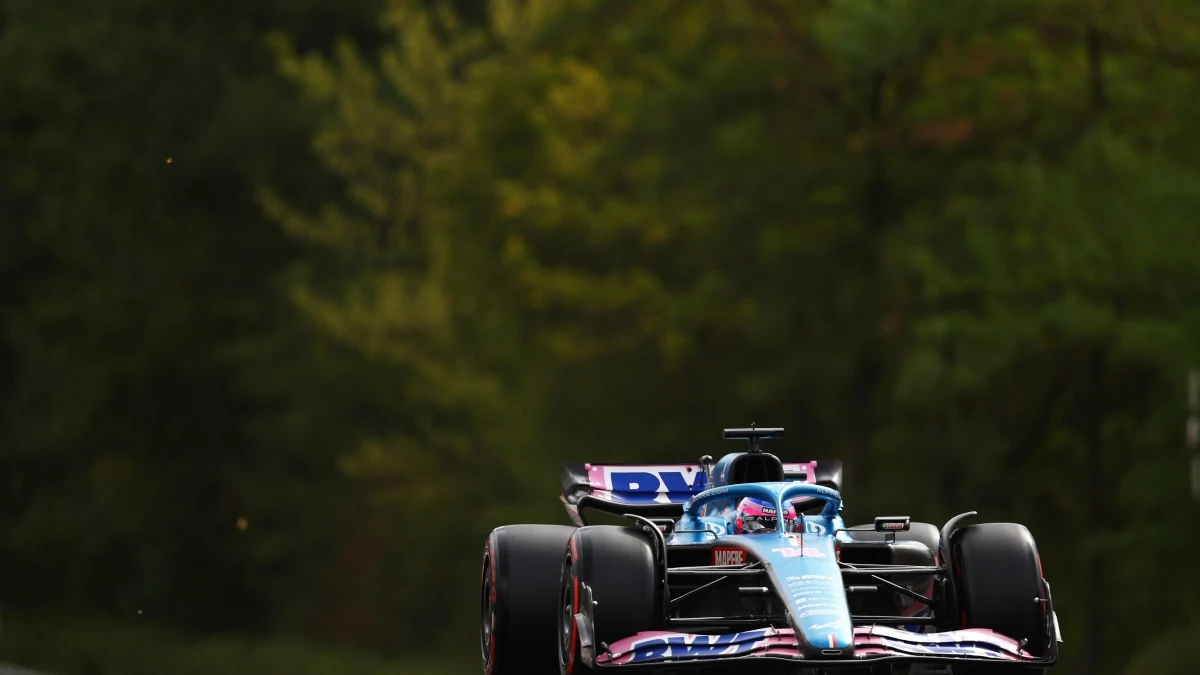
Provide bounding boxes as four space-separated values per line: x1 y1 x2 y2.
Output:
3 0 1200 673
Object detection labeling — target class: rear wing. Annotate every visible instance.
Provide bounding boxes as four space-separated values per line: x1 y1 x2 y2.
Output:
559 460 843 527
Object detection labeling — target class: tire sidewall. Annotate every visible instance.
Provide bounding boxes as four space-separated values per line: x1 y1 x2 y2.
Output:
558 537 581 675
481 532 501 675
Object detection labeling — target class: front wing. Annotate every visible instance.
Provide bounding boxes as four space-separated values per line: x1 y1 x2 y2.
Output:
594 625 1045 669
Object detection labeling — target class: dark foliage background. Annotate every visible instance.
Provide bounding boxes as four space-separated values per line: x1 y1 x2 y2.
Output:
2 1 1199 673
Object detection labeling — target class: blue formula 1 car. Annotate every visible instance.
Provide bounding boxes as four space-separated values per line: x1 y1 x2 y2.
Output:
480 426 1062 675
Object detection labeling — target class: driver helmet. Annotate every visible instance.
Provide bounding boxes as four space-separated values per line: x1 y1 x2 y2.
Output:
734 497 796 534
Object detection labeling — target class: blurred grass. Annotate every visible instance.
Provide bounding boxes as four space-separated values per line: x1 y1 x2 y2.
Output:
0 614 469 675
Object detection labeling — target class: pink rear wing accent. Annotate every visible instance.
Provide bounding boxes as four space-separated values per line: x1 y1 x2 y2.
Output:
559 460 834 526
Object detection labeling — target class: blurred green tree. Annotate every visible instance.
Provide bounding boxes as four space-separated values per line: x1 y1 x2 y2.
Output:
275 0 1200 669
0 0 389 638
2 0 1199 671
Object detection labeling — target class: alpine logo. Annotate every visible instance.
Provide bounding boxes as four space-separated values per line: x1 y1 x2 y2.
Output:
711 547 748 566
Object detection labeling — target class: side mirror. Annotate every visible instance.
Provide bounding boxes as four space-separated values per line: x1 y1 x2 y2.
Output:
874 516 911 532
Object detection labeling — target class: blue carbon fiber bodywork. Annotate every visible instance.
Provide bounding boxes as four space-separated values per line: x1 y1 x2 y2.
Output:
667 482 855 654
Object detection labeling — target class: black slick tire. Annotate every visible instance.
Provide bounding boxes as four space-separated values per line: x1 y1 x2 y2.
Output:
557 525 660 674
952 523 1048 675
481 524 576 675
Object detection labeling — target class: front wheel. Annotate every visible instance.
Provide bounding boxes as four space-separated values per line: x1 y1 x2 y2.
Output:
558 525 660 674
952 523 1049 675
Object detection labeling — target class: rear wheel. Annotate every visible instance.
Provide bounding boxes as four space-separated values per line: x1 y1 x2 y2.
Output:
481 524 576 675
557 525 660 674
952 523 1048 675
